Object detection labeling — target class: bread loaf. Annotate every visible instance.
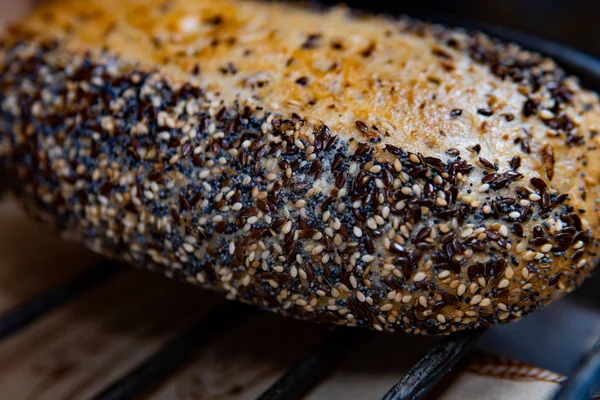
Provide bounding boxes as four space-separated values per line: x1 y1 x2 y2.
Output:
1 0 599 334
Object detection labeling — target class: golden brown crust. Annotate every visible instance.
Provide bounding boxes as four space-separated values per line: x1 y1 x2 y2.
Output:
0 0 598 334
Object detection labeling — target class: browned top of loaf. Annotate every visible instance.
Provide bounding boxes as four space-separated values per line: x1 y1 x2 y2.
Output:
1 0 599 334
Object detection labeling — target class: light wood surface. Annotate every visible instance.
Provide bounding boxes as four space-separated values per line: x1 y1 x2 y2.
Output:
145 314 329 400
0 200 99 313
0 266 216 400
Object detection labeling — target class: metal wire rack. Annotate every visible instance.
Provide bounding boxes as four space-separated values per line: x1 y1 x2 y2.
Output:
0 15 599 400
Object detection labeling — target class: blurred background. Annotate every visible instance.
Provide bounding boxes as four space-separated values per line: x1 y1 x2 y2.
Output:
316 0 600 59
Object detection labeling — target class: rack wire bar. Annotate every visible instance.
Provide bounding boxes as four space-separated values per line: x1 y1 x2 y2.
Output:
382 328 486 400
256 328 362 400
0 262 121 341
90 302 248 400
553 337 600 400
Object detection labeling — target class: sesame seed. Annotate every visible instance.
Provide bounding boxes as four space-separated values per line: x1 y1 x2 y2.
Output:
413 272 427 282
469 283 478 294
158 131 171 140
353 226 363 237
334 235 343 246
282 221 293 234
437 314 446 323
509 211 521 219
349 276 358 288
470 295 482 305
356 291 366 302
333 219 342 230
394 159 402 172
438 270 451 279
295 199 307 208
367 219 377 230
380 303 393 312
401 187 413 196
457 284 466 296
540 243 553 253
382 206 390 219
299 269 308 280
312 245 324 255
436 197 448 207
498 279 510 288
555 220 564 231
460 228 473 238
296 299 308 307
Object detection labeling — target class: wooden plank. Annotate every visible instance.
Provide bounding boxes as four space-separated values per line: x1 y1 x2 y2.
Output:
0 262 120 341
0 200 101 313
90 303 246 400
145 313 331 400
305 333 438 400
0 268 223 400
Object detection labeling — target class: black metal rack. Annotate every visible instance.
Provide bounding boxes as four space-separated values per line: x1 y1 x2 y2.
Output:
1 16 599 400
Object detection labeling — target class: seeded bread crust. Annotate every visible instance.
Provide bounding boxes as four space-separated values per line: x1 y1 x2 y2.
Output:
1 0 599 334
